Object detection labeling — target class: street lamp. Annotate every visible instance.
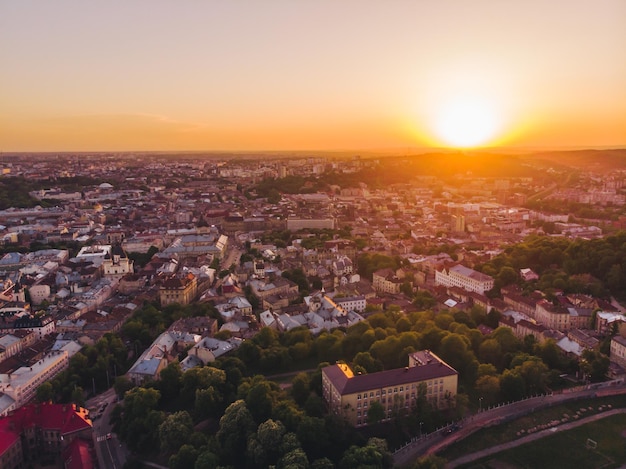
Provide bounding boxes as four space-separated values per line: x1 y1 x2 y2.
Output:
479 397 483 412
419 421 424 437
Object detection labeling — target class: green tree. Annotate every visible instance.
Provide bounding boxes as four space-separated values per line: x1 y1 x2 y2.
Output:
194 451 219 469
36 382 54 402
366 400 385 425
216 400 256 466
292 372 311 406
169 444 199 469
159 411 194 454
279 448 310 469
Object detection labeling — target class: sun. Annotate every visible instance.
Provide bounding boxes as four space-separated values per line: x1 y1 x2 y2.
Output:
433 95 500 148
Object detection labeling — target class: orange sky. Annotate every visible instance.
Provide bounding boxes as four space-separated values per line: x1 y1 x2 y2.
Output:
1 1 625 152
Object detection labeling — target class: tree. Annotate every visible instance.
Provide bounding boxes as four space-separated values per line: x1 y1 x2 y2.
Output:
475 375 500 406
580 349 609 382
217 400 256 466
366 400 385 425
245 380 275 424
169 444 199 469
158 361 182 401
297 416 330 460
279 448 310 469
499 369 525 401
71 386 85 407
339 442 393 469
478 339 503 369
194 451 219 469
113 376 134 399
292 372 311 406
36 382 54 402
159 411 194 454
353 351 384 374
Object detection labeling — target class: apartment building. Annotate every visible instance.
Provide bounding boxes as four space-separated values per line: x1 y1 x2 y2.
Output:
372 268 403 294
435 264 494 295
0 350 70 415
322 350 457 426
159 273 198 306
610 335 626 369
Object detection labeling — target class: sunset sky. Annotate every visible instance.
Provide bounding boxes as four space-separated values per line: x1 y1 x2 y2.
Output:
1 1 625 152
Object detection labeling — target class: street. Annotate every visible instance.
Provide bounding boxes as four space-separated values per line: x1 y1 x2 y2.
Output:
87 388 130 469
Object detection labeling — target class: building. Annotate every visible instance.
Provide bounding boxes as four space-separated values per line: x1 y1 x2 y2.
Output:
610 335 626 369
287 218 335 231
372 268 403 295
102 244 134 281
0 402 93 469
322 350 457 427
159 273 198 306
333 295 367 313
0 350 70 415
435 264 494 295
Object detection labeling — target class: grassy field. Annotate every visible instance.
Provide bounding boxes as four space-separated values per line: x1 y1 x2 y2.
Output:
460 413 626 469
440 395 626 462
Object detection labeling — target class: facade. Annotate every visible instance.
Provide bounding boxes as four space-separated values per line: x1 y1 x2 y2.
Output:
159 273 198 306
372 268 403 294
322 350 457 427
333 295 367 313
0 402 93 469
610 335 626 369
287 218 335 231
102 244 134 281
0 350 70 415
435 264 494 295
535 300 573 331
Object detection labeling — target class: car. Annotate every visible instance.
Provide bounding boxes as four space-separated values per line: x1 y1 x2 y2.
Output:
106 433 112 440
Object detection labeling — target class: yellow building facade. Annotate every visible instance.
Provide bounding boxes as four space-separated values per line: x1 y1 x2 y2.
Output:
322 350 458 426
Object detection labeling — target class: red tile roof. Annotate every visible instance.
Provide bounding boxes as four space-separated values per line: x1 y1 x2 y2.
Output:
0 402 92 456
62 437 94 469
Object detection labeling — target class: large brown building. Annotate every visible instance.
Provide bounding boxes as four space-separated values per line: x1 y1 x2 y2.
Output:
322 350 458 427
159 273 198 306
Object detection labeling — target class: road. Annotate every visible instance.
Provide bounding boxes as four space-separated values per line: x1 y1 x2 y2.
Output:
87 388 130 469
393 380 626 467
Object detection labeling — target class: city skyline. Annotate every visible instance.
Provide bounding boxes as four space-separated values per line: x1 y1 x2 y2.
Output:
2 0 625 152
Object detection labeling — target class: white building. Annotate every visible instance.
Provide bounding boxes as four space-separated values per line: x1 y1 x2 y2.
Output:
333 295 367 313
435 264 494 295
0 350 70 415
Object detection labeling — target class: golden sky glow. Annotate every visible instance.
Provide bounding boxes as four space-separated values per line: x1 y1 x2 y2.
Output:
1 1 625 152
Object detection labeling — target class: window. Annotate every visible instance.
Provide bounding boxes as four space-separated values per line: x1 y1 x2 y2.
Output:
357 394 361 400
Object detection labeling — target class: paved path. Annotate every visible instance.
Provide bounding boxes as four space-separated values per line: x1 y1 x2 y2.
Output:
446 408 626 468
393 381 626 467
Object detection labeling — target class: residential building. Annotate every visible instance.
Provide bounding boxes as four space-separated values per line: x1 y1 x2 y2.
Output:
610 335 626 369
435 264 494 295
0 350 70 415
333 295 367 313
372 268 403 295
0 402 93 469
322 350 457 427
159 273 198 306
